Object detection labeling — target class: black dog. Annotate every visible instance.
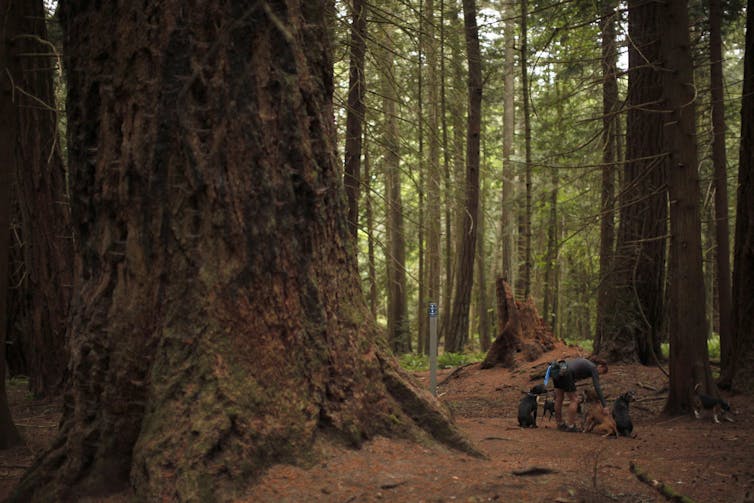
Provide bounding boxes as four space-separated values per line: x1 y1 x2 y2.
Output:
518 384 547 428
612 390 636 437
542 396 555 421
693 384 733 423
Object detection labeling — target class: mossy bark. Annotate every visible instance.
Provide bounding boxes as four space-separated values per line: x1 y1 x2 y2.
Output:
10 2 478 501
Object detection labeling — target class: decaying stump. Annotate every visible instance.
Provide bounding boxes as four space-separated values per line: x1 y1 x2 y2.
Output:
480 278 556 369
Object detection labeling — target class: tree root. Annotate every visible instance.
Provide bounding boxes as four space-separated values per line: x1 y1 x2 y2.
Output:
629 462 695 502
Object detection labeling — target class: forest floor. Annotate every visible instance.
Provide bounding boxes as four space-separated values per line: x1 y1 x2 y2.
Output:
1 341 753 502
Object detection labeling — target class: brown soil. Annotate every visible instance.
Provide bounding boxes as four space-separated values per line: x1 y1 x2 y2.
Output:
1 342 753 502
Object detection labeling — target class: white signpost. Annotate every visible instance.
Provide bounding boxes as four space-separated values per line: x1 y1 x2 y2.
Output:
429 302 438 396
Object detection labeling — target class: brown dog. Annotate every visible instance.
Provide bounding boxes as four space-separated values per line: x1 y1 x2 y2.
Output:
582 389 617 437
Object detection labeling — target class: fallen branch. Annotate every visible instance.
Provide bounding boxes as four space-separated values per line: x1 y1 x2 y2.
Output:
629 462 695 502
438 362 477 386
512 467 557 476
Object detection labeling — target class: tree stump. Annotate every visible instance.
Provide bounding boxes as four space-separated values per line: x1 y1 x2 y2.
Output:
480 278 556 369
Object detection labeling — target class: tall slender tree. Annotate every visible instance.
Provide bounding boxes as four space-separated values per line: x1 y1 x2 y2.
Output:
500 0 516 286
594 0 619 354
380 24 411 354
11 2 476 500
519 0 533 300
445 0 482 352
343 0 367 241
423 0 442 356
708 0 734 388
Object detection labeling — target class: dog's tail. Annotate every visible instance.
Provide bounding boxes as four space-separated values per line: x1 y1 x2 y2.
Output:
693 383 702 394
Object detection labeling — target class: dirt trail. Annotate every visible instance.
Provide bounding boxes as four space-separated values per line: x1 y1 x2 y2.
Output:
2 343 753 502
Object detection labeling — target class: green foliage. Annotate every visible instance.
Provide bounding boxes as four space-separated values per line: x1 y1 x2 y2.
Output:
398 353 429 371
563 338 593 354
707 337 719 360
398 351 485 371
438 352 485 369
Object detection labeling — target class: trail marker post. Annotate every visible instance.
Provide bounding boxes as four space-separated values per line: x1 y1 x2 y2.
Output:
429 302 438 396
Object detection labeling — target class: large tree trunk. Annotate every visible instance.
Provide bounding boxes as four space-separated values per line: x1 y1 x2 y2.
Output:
0 0 24 449
446 0 482 353
12 3 476 500
343 0 367 241
730 0 754 393
7 0 72 397
600 0 667 364
660 0 716 413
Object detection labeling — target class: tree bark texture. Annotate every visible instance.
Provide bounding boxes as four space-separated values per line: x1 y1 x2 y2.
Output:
12 2 476 501
446 0 481 353
6 0 72 397
660 0 716 413
480 279 519 369
731 0 754 393
601 0 667 364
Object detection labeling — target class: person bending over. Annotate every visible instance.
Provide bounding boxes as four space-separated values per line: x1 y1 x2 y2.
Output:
544 357 608 431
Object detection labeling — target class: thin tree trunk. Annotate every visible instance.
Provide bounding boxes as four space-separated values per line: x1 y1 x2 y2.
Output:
440 1 465 347
344 0 367 241
446 0 482 353
476 161 490 351
364 127 378 317
417 0 427 356
426 0 442 353
439 0 450 355
708 0 733 388
499 0 515 285
520 0 533 300
594 0 619 355
382 27 411 354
